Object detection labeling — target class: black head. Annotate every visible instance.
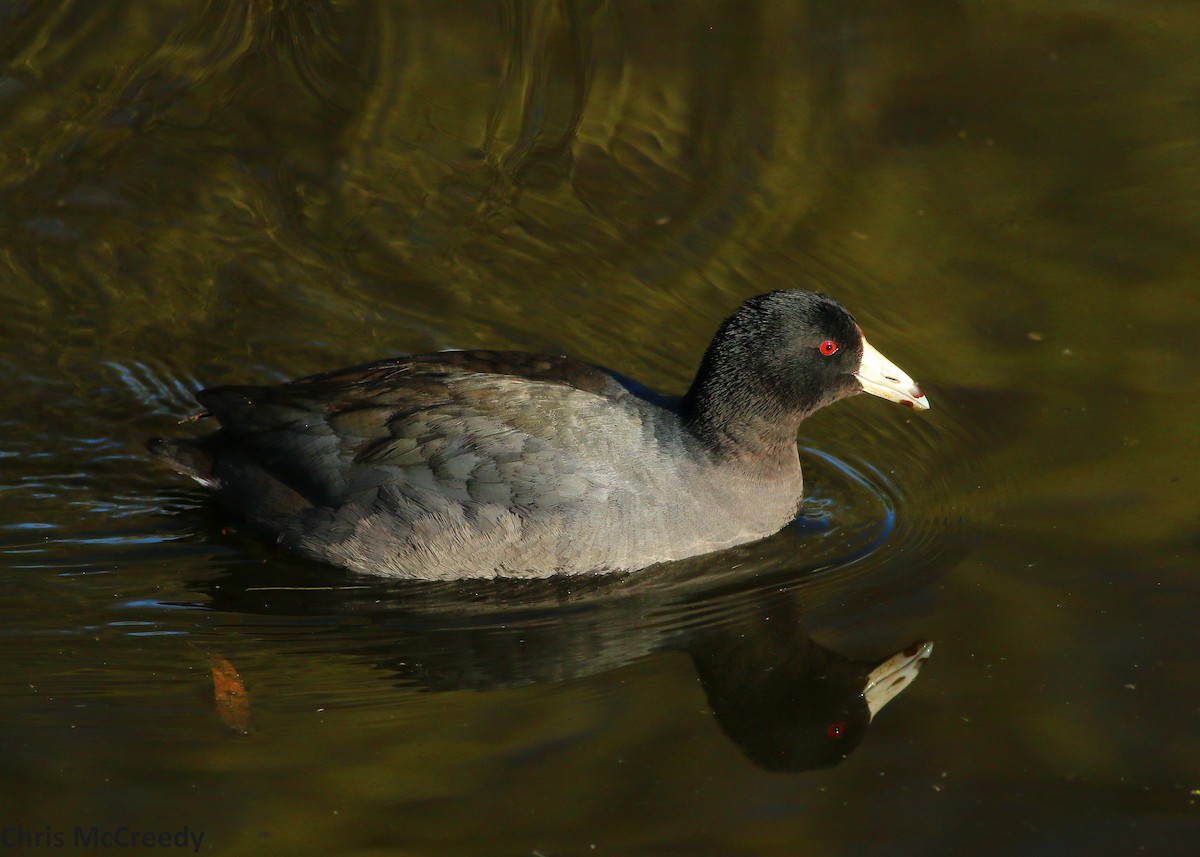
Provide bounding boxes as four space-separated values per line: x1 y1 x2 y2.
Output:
742 291 866 410
683 291 877 454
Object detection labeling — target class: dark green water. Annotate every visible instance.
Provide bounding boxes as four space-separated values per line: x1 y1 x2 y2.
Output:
1 2 1197 855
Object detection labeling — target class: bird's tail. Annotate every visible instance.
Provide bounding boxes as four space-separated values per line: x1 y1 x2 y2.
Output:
146 438 217 487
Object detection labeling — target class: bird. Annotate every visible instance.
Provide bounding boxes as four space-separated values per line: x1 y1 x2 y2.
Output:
149 290 929 579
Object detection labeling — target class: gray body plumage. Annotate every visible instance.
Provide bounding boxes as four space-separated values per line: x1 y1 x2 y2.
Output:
154 351 803 579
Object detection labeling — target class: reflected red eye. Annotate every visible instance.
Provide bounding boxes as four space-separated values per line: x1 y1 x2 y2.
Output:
819 340 839 356
827 721 845 738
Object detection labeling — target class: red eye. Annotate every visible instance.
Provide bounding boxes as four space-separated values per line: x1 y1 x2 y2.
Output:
819 340 839 356
827 721 845 738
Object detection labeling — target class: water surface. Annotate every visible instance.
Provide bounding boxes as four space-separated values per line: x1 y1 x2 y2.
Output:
1 2 1197 855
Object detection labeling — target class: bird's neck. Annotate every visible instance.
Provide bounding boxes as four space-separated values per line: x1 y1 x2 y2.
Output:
680 373 807 472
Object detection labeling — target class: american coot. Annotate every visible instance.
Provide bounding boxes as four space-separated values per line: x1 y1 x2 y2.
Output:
150 290 929 579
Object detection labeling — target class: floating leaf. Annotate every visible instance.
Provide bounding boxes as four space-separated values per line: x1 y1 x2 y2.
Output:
209 653 252 734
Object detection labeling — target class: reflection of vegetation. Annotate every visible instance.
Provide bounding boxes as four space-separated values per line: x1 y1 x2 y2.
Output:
0 2 1197 848
0 3 1189 621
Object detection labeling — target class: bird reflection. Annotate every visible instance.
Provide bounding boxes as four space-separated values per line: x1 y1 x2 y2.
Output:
691 621 931 771
194 547 933 772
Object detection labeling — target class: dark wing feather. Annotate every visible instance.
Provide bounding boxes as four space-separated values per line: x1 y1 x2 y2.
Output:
193 351 647 512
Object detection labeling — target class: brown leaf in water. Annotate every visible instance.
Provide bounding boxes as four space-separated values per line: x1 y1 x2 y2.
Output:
209 653 252 734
